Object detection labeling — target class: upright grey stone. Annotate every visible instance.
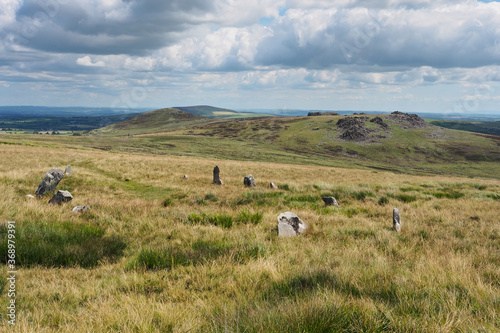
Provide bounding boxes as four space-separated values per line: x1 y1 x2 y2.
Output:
270 182 278 189
277 212 308 237
244 174 256 187
35 169 64 197
322 197 340 207
64 165 73 175
72 205 89 213
213 166 223 185
393 208 401 232
48 190 73 205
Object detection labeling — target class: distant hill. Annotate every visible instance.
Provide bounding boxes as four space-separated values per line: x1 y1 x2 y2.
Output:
89 108 212 135
173 105 268 118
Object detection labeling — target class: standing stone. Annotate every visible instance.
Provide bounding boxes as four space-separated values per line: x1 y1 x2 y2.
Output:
183 175 189 179
72 205 89 213
35 169 64 197
277 212 308 237
244 174 256 187
393 208 401 232
48 190 73 205
213 166 223 185
64 165 73 175
270 182 278 189
322 197 340 207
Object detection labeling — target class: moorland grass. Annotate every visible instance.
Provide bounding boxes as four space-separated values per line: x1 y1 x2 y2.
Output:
0 140 498 332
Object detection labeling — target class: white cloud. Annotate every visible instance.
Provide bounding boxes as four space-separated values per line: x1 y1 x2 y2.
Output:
76 56 105 67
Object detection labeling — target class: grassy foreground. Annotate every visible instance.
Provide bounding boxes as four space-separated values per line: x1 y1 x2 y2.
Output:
0 141 499 332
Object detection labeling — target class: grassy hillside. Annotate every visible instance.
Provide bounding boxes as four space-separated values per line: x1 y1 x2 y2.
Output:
89 108 214 136
6 112 499 179
0 140 499 331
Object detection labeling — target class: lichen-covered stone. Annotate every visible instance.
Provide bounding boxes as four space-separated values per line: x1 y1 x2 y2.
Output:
277 212 307 237
393 208 401 232
244 174 256 187
35 169 64 197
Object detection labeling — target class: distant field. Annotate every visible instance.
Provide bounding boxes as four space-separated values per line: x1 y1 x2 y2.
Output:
429 120 500 136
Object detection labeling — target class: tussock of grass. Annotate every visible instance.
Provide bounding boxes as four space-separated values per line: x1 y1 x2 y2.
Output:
0 221 126 268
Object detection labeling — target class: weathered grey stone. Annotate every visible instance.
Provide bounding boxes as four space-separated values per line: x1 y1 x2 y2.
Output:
277 212 307 237
393 208 401 232
244 174 256 187
48 190 73 205
322 197 340 207
35 169 64 197
270 182 278 189
64 165 73 175
26 194 35 199
183 175 189 179
213 166 223 185
72 205 89 213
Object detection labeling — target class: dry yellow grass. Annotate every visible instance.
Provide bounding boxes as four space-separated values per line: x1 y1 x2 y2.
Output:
0 141 499 332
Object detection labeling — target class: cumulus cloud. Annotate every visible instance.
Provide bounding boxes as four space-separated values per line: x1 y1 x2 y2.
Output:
1 0 499 110
76 56 105 67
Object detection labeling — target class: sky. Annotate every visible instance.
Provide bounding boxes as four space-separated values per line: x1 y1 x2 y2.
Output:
0 0 500 113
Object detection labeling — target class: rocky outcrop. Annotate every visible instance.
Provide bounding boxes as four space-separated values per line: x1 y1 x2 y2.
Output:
389 111 428 129
35 169 64 197
337 117 371 142
370 116 389 129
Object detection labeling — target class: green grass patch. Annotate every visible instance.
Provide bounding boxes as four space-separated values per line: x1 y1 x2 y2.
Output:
187 213 234 229
389 193 418 203
0 221 126 268
430 191 465 199
378 197 389 205
235 209 263 225
128 239 268 270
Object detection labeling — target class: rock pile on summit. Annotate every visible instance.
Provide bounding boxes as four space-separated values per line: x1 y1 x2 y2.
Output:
336 117 371 142
370 116 389 129
389 111 428 129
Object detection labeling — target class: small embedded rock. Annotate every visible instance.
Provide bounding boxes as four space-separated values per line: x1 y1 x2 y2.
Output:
270 182 278 189
72 205 89 213
64 165 73 175
48 190 73 205
322 197 340 207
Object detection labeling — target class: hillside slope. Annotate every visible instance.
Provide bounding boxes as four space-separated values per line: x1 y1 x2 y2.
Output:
79 111 499 178
89 108 213 135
